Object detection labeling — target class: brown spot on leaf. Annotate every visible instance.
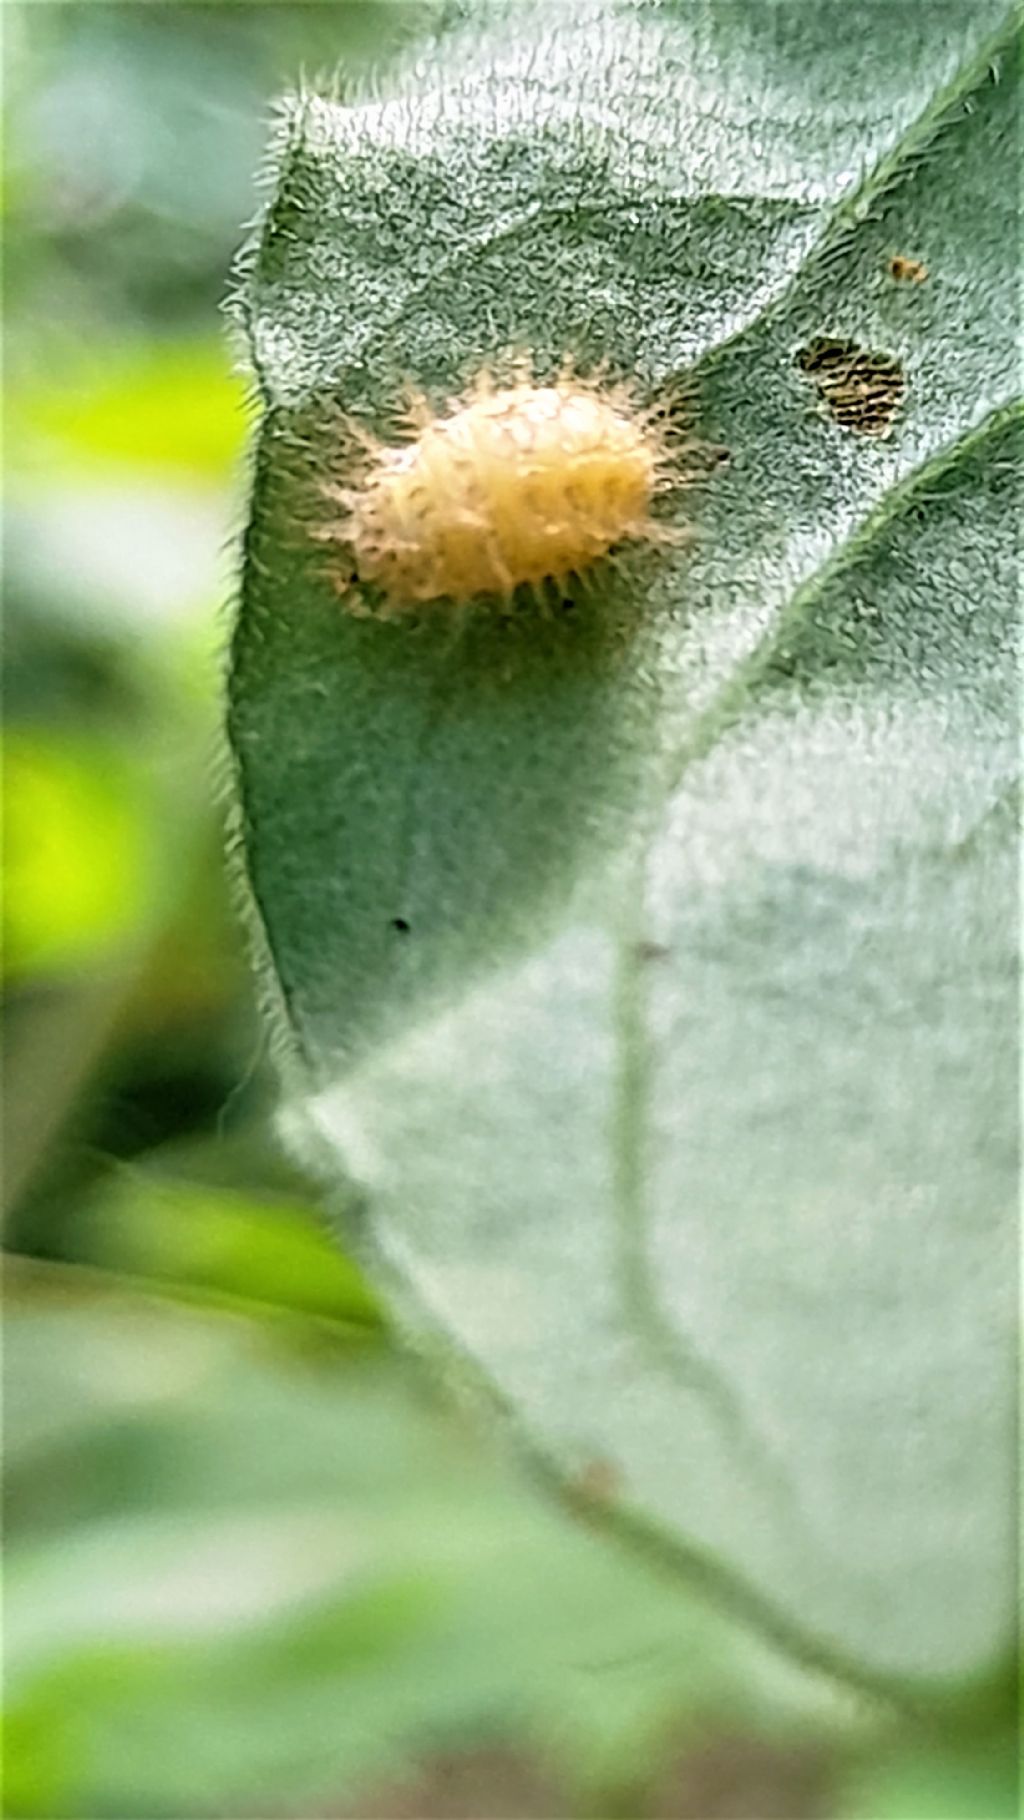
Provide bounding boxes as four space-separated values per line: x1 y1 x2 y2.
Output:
889 252 928 283
796 336 906 437
574 1455 621 1501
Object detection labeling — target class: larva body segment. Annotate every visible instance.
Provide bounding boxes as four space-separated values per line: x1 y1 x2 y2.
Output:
334 375 673 609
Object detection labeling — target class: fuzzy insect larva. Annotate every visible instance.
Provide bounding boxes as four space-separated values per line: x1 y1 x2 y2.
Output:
321 366 682 612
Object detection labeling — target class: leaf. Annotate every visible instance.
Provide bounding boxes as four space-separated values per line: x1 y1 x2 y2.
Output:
837 1741 1021 1820
227 0 1021 1692
63 1167 383 1332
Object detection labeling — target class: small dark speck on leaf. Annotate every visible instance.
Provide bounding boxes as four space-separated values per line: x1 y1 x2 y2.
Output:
635 940 671 963
390 918 411 934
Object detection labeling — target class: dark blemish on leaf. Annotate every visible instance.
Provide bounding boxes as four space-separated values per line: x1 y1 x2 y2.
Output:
796 337 906 438
572 1457 622 1504
635 940 670 963
390 918 411 934
889 253 928 284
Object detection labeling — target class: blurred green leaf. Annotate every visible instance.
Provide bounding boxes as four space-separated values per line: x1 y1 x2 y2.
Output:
3 730 159 981
4 0 449 356
65 1168 381 1331
228 0 1020 1693
837 1742 1019 1820
8 340 247 479
4 479 229 642
4 1284 843 1817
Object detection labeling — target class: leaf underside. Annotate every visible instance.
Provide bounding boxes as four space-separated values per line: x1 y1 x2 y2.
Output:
228 0 1021 1692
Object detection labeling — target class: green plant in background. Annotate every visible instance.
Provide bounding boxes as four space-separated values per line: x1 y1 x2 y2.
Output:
4 3 1020 1817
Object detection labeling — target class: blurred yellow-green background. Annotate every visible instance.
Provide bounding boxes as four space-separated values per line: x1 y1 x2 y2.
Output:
2 6 1017 1817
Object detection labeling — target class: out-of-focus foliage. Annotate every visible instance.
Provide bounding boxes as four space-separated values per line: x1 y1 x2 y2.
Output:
2 6 1018 1818
8 342 248 480
5 1275 853 1818
4 731 159 980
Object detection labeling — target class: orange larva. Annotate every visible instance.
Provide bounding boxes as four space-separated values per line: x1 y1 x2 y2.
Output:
321 368 679 611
